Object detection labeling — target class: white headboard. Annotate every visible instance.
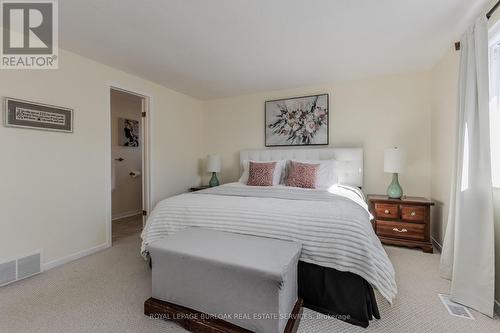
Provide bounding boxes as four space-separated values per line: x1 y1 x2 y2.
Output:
240 148 364 187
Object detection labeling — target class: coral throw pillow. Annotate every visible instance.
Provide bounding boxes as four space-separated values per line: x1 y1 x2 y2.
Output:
286 161 320 188
247 161 277 186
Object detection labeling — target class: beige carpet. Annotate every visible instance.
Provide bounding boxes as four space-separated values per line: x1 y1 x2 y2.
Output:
1 230 499 333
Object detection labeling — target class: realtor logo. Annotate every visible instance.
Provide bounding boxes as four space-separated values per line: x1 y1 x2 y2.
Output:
1 0 58 69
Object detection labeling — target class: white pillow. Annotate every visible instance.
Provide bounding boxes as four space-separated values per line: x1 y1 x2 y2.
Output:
286 159 338 189
239 160 286 185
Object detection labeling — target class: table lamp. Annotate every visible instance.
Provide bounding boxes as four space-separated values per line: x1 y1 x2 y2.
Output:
207 154 221 187
384 148 403 199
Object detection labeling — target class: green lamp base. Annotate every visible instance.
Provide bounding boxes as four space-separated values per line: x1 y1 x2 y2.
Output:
209 172 219 187
387 173 403 199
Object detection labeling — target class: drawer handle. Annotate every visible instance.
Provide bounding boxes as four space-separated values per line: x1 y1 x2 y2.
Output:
392 228 408 233
410 211 416 216
384 209 390 214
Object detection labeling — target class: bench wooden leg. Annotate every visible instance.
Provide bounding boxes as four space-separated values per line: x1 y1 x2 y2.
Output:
145 297 303 333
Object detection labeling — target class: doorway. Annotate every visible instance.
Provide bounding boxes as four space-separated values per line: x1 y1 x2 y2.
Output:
110 87 149 244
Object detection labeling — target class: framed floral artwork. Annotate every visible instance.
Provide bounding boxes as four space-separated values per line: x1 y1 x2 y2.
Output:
265 94 329 146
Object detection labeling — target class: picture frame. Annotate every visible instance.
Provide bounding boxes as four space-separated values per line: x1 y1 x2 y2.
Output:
4 97 73 133
265 94 329 147
118 117 140 147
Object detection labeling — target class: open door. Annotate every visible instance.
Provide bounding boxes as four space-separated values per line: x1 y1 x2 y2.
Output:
110 87 150 244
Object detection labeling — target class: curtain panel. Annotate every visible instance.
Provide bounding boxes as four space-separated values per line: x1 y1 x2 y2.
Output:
440 16 495 317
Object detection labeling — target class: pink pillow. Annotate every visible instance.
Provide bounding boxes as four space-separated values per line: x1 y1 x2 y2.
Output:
247 161 277 186
285 161 320 188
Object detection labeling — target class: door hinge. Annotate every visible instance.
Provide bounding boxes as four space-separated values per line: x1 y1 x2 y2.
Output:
142 210 147 216
141 111 146 118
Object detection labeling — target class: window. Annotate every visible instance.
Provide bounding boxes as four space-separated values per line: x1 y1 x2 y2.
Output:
461 124 470 191
489 31 500 187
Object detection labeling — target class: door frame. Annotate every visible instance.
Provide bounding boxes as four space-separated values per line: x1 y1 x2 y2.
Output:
108 84 152 246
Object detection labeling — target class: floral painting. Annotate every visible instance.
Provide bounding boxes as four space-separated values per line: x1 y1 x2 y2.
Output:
265 94 328 146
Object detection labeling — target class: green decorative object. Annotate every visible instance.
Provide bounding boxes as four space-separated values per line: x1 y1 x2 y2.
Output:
209 172 219 187
384 147 403 199
207 154 221 187
387 173 403 199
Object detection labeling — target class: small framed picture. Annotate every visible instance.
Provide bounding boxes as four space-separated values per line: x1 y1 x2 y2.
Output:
4 97 73 133
118 118 140 147
265 94 329 147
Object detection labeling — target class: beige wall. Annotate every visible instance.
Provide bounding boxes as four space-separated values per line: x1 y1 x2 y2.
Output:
0 49 203 269
203 72 433 197
111 90 143 219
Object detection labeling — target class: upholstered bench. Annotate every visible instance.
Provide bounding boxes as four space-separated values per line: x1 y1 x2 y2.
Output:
144 228 303 333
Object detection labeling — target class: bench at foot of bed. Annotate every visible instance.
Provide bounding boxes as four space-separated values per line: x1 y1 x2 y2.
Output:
146 228 303 333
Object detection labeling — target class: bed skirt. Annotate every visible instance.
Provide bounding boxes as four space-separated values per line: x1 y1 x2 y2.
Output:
298 261 380 328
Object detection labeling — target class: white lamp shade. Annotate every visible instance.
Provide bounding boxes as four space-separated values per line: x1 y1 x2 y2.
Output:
384 148 402 173
207 154 221 173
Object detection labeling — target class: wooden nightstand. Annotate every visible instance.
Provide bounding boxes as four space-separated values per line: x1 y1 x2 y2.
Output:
367 195 434 253
189 185 210 192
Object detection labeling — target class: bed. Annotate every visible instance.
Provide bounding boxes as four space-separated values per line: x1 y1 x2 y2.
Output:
141 148 397 327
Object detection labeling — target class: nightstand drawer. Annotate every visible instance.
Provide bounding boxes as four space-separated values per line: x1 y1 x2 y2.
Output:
401 205 426 222
376 220 425 241
374 203 399 219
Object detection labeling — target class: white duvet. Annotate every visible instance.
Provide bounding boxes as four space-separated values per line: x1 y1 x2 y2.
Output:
141 182 397 303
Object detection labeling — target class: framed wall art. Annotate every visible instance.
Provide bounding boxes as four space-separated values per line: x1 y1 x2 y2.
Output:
118 118 140 147
4 97 73 133
265 94 328 147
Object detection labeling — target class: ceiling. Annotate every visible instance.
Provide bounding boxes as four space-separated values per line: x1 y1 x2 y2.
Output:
59 0 488 99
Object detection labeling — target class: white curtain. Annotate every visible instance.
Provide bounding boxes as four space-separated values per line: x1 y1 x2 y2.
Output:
440 16 495 317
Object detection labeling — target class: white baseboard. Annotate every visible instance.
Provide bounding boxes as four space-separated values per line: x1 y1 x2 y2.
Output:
431 237 443 253
42 242 109 271
112 210 142 221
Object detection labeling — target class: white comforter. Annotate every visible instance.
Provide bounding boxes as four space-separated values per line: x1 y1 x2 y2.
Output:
141 183 397 303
